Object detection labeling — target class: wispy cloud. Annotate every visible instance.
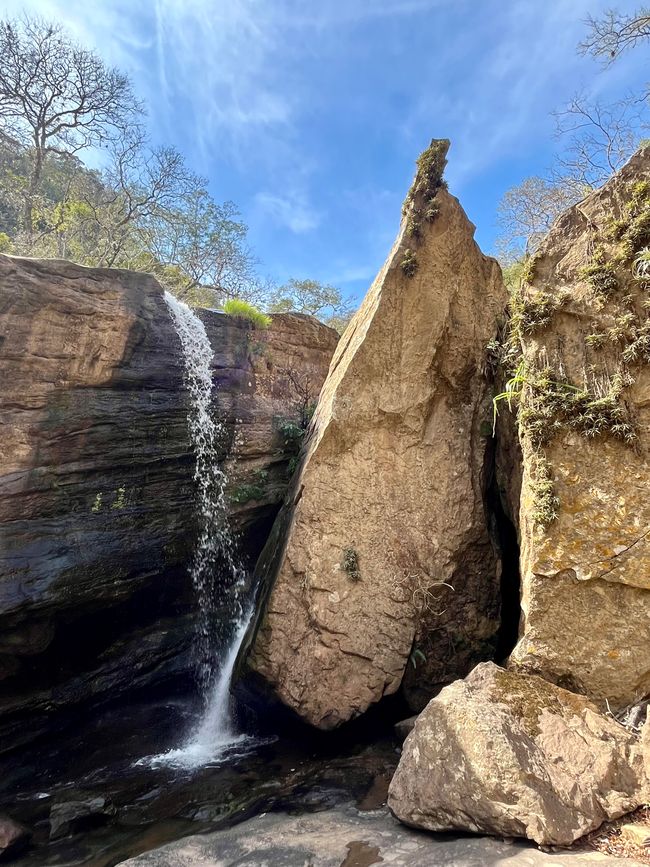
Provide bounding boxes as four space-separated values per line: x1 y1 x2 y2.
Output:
254 190 322 234
1 0 645 294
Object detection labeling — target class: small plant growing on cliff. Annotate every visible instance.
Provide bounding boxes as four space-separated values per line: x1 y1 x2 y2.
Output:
519 255 537 286
634 247 650 280
579 248 618 299
509 285 566 336
276 417 307 477
402 139 449 240
222 298 271 329
230 469 269 504
400 248 418 278
342 546 361 581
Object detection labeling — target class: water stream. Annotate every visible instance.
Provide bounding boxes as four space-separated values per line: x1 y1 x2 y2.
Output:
149 292 252 768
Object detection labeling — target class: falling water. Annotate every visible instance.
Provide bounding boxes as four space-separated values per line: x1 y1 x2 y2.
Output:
144 292 253 769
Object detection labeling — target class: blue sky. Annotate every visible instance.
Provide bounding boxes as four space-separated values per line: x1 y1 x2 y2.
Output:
2 0 646 304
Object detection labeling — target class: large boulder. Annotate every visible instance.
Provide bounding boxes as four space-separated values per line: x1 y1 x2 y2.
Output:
499 146 650 708
248 141 508 727
388 662 646 846
0 255 336 751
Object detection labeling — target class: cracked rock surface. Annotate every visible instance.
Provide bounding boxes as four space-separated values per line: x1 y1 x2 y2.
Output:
248 147 507 727
388 663 647 846
504 147 650 708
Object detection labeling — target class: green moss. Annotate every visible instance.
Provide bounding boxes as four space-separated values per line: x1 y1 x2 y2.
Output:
403 139 449 213
509 285 565 335
530 452 559 530
111 486 127 509
609 180 650 263
402 139 449 241
586 331 607 348
579 248 619 299
230 470 269 504
494 360 636 530
520 366 635 447
491 668 587 738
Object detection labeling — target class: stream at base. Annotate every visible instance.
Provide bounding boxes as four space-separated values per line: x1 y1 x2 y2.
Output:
0 693 400 866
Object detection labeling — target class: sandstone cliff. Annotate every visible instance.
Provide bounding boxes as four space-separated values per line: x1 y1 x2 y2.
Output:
248 141 508 728
0 254 336 751
498 147 650 709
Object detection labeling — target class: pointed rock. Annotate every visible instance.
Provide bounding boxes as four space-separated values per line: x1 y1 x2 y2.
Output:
247 141 508 727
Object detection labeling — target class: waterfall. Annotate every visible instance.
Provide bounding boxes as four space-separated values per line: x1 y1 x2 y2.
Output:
147 292 252 769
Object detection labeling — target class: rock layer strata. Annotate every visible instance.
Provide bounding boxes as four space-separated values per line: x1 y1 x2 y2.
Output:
0 254 336 751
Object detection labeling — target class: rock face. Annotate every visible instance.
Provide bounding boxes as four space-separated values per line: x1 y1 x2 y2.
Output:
388 662 646 846
501 147 650 709
0 254 336 752
248 141 508 728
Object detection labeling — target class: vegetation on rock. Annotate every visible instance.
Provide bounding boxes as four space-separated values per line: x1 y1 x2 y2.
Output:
222 298 271 328
399 139 449 276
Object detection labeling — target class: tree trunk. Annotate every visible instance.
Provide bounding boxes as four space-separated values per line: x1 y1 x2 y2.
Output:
23 147 44 239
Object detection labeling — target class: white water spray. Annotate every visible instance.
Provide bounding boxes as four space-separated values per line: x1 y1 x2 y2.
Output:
146 292 253 769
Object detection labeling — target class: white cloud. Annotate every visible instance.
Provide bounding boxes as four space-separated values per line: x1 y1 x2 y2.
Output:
254 190 321 234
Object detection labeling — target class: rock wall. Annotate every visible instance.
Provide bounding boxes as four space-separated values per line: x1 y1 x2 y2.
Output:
501 147 650 709
0 254 337 752
247 142 508 728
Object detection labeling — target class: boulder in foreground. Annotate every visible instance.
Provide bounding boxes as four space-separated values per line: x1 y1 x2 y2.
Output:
388 662 646 846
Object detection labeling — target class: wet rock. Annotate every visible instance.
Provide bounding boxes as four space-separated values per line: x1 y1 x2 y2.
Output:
116 804 646 865
388 662 645 846
249 141 507 728
0 815 29 859
49 793 116 839
0 255 336 752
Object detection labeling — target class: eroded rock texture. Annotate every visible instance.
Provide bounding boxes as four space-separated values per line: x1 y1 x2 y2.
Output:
249 142 508 728
0 254 336 751
502 147 650 709
388 662 646 846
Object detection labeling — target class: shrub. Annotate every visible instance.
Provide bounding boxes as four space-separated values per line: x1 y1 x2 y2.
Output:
579 251 618 299
634 247 650 280
400 248 418 278
222 298 271 328
342 546 361 581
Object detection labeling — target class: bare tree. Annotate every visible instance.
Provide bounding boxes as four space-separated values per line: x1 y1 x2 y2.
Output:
0 14 141 233
139 181 259 303
580 8 650 64
496 176 580 260
552 94 641 189
93 132 195 267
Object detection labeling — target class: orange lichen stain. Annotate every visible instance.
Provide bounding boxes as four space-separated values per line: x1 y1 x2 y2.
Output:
607 649 621 660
